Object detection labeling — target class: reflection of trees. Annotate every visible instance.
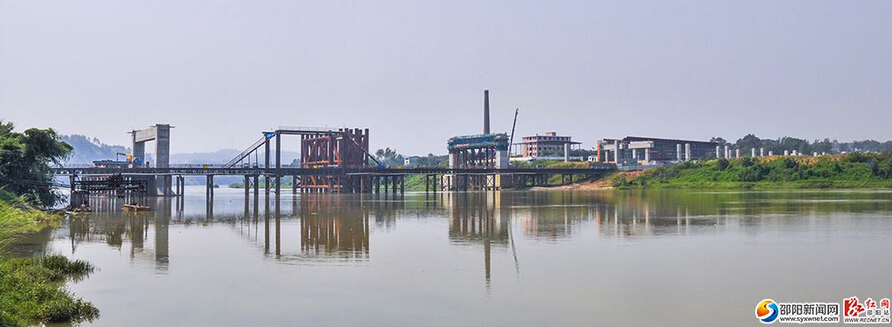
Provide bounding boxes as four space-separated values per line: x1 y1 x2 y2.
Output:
581 190 892 238
367 195 402 230
299 195 370 260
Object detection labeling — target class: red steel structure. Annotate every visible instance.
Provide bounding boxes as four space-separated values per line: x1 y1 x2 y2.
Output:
300 128 370 193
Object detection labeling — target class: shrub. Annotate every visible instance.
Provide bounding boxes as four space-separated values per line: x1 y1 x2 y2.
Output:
611 176 630 188
739 165 767 182
716 158 730 171
39 255 93 280
39 297 99 323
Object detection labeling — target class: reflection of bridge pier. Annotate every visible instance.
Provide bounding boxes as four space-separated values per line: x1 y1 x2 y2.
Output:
447 193 510 288
153 197 171 267
67 196 171 268
298 195 370 259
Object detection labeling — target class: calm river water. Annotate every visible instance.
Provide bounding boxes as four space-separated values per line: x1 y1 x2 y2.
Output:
20 187 892 326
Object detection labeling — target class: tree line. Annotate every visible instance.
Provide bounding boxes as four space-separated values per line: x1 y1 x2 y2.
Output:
710 134 892 155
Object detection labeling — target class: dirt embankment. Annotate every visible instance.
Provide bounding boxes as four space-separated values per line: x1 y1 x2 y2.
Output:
531 170 648 191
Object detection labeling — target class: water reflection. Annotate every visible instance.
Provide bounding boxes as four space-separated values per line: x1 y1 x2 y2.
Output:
40 189 892 270
16 188 892 327
299 195 370 260
66 197 172 270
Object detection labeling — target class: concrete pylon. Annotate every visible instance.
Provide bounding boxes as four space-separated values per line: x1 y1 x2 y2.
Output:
614 142 620 163
751 148 756 157
760 148 765 157
564 143 570 162
716 146 721 159
735 149 740 158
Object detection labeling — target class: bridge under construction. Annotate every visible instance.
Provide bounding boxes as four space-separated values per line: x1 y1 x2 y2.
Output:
56 91 617 207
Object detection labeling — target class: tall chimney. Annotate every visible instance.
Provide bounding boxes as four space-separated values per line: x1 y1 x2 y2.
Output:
483 90 490 134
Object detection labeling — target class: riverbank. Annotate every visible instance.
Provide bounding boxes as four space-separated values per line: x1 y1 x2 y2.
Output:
611 153 892 189
0 195 99 326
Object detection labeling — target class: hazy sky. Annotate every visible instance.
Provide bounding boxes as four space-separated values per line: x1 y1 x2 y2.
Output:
1 0 890 155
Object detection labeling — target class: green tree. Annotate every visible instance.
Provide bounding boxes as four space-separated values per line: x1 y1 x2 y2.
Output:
373 147 404 167
0 120 72 206
735 134 762 153
710 137 729 146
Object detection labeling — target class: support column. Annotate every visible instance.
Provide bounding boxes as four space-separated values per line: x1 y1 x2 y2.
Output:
244 175 250 199
275 132 281 198
614 142 620 163
264 138 270 198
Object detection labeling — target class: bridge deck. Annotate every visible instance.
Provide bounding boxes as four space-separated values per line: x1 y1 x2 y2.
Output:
53 165 617 176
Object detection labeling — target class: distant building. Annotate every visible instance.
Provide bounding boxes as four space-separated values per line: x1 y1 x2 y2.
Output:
518 132 579 158
597 136 719 164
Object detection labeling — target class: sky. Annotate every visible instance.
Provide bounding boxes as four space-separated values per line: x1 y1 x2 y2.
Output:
1 0 890 155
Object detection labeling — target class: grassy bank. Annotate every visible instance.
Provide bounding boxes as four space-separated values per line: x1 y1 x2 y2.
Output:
0 255 98 326
612 153 892 189
0 195 99 326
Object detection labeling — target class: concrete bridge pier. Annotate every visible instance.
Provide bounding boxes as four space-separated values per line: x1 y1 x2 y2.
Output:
176 176 185 196
206 175 214 201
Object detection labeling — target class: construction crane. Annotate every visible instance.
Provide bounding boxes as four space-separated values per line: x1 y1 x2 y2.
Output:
508 108 519 158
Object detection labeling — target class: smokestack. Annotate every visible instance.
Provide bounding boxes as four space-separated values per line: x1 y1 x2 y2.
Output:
483 90 490 134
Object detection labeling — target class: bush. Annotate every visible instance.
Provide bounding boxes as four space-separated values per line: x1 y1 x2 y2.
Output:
716 158 730 171
739 165 767 182
0 255 98 326
737 157 756 168
40 255 93 280
39 297 99 323
876 159 892 179
844 152 870 163
611 176 630 188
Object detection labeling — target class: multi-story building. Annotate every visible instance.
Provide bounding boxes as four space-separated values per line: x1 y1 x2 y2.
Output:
519 132 578 158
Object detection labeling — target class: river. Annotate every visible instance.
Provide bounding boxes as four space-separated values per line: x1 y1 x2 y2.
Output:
20 187 892 326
